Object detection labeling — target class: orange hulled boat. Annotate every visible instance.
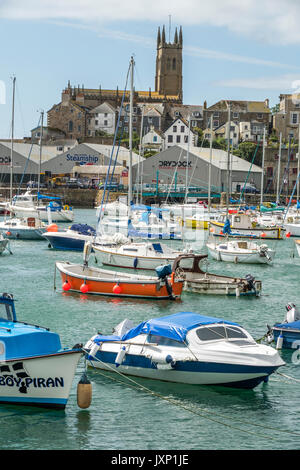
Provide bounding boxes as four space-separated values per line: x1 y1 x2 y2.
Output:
55 261 183 300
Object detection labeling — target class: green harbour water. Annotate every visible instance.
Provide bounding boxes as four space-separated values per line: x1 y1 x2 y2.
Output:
0 208 300 451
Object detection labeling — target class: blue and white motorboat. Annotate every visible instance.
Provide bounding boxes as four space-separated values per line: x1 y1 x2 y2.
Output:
0 293 82 409
269 303 300 350
42 223 97 251
84 312 284 389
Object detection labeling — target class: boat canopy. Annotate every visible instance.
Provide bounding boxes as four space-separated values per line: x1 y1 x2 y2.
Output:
94 312 240 344
274 320 300 330
37 192 62 201
69 224 96 235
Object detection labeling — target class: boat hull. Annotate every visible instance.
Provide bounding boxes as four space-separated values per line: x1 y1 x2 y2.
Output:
284 223 300 237
11 207 74 223
56 263 183 299
210 222 282 240
0 350 82 409
207 246 272 264
43 233 92 251
185 219 209 229
94 248 177 270
0 227 45 240
87 350 278 389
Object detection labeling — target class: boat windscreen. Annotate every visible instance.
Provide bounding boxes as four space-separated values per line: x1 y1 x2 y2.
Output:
196 325 249 342
0 302 14 322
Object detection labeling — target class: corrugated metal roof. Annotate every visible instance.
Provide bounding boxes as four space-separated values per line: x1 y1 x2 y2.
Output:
178 144 262 173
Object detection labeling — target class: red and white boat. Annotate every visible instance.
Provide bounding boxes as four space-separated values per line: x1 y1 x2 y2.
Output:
55 261 183 300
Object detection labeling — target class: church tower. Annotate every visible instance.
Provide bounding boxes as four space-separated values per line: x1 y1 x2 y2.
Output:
155 25 183 101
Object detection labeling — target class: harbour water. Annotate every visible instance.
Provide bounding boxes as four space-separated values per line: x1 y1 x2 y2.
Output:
0 208 300 450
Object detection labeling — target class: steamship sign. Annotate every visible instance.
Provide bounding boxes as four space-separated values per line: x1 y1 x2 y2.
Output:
159 160 192 169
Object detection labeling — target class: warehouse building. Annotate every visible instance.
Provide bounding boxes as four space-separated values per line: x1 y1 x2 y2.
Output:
132 145 263 194
0 141 141 185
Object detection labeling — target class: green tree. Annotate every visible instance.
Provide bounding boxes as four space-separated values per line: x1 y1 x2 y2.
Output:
235 141 262 165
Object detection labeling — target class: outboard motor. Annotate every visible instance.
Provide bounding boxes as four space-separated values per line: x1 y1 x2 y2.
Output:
245 274 256 294
259 244 271 261
285 303 300 323
155 264 175 300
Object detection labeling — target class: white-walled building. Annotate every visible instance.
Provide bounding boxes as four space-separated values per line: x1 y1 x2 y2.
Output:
164 117 196 149
88 102 116 137
141 126 164 152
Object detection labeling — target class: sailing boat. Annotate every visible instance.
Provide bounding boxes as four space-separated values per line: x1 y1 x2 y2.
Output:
0 78 48 240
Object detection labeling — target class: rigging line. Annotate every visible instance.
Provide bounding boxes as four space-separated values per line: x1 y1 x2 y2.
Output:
278 137 292 200
238 140 261 207
164 149 184 204
17 115 42 193
96 63 131 234
84 348 276 440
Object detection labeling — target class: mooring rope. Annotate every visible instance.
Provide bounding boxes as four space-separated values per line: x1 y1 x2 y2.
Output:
83 348 300 440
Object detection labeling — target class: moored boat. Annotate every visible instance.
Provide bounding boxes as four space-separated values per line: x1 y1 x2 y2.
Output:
172 254 262 296
206 239 274 264
210 212 283 240
0 293 82 409
55 260 183 300
84 312 284 389
0 216 47 240
92 240 193 270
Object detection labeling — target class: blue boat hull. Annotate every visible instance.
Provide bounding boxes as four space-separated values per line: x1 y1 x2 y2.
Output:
273 328 300 349
45 235 86 251
87 349 279 390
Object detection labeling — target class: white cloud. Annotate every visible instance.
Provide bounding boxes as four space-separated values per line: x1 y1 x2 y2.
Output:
214 74 300 90
2 0 300 45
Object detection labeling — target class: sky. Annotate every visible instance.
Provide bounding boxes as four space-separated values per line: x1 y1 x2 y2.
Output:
1 0 300 138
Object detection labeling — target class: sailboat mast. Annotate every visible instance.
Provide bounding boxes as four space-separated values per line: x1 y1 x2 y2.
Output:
185 115 191 204
226 102 231 216
260 126 266 211
128 56 134 206
208 113 213 214
38 110 44 193
276 132 282 205
10 76 16 203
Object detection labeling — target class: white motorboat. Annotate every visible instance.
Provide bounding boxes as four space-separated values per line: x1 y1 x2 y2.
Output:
93 240 193 270
84 312 284 389
9 191 74 223
206 239 274 264
0 216 47 240
283 213 300 236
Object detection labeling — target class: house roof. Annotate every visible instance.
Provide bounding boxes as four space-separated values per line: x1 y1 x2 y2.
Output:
207 100 270 114
89 102 116 114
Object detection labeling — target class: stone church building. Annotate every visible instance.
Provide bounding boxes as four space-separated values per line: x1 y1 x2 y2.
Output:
47 26 184 141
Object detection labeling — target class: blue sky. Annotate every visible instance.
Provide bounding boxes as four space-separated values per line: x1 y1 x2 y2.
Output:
1 0 300 138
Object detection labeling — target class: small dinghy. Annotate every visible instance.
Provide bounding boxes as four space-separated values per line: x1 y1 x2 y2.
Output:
55 243 183 300
84 312 284 389
210 213 283 240
172 254 262 296
267 303 300 350
0 293 82 409
43 223 97 251
206 239 274 264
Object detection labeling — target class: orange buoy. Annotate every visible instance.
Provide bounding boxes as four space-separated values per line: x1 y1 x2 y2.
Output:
6 231 11 236
62 280 71 291
80 282 89 294
47 223 58 232
261 233 266 238
113 283 122 294
286 232 291 238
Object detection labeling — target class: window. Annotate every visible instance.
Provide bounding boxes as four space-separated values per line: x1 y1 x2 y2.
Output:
104 113 108 117
196 325 248 342
267 167 273 177
104 120 108 126
233 112 239 118
192 120 197 127
172 58 176 70
184 135 188 143
148 117 153 123
68 120 73 132
173 126 177 133
213 120 219 128
147 334 185 347
168 135 173 143
78 112 81 118
78 125 81 132
95 120 98 126
244 125 248 130
291 113 298 125
213 112 219 118
176 135 181 143
181 126 185 133
257 113 263 119
153 136 157 142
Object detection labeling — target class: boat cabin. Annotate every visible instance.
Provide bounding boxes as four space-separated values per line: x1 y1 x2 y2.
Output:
218 213 253 229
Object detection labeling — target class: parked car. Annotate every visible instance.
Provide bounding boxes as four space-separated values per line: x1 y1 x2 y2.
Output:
27 181 47 189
